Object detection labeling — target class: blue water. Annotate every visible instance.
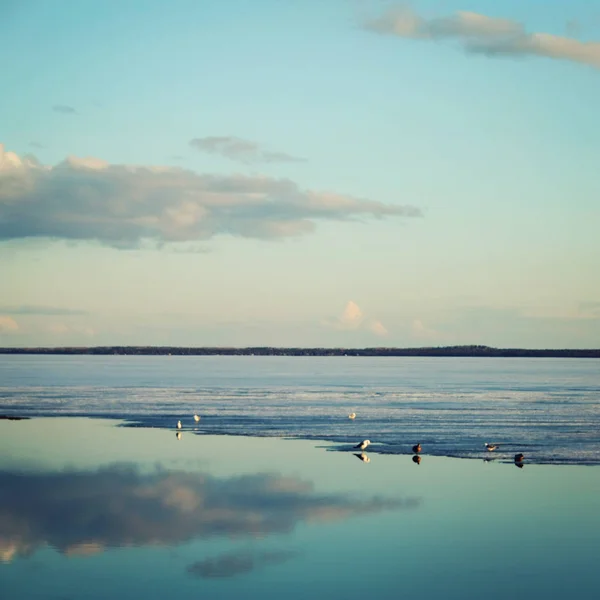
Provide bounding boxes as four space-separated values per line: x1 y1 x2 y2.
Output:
1 355 599 464
1 418 600 599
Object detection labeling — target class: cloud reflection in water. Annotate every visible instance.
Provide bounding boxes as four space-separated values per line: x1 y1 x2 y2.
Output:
186 550 299 579
0 464 420 562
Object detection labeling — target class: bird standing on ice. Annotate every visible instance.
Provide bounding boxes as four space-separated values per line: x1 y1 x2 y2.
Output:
177 420 182 430
485 443 498 452
348 412 356 420
354 440 370 451
194 414 201 423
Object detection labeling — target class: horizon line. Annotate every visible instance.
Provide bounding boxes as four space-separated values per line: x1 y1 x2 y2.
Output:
0 345 598 358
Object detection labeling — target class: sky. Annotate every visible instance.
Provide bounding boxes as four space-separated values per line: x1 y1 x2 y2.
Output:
1 0 599 348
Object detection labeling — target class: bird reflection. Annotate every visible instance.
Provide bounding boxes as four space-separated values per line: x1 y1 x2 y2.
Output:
354 452 370 463
514 453 524 468
176 431 182 441
412 455 421 465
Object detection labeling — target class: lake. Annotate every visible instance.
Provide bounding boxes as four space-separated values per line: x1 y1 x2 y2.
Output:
1 355 599 464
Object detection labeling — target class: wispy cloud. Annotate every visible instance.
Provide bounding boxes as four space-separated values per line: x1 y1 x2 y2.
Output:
0 316 19 333
578 302 600 318
47 323 95 336
0 143 420 249
190 136 306 165
29 142 46 149
0 305 88 316
365 8 600 69
323 301 389 337
186 550 299 579
52 104 77 115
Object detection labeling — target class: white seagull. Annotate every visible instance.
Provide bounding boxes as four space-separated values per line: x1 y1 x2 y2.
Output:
348 412 356 420
194 414 201 423
177 420 182 430
354 439 371 451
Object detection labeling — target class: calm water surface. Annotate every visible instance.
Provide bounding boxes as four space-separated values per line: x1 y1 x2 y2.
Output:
0 418 599 599
0 355 599 464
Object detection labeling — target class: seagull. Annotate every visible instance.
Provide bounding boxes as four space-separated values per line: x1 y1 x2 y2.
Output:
354 440 371 451
412 443 421 454
194 414 201 423
177 420 182 430
485 443 499 452
354 452 370 463
176 431 182 441
348 412 356 420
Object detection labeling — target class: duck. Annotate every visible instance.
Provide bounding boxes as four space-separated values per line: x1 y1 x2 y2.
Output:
514 453 525 462
485 443 499 452
412 443 421 454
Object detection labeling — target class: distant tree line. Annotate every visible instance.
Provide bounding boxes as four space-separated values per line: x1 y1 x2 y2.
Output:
0 345 598 358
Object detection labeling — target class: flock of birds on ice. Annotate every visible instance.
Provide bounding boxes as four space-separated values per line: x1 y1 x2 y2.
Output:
174 412 527 468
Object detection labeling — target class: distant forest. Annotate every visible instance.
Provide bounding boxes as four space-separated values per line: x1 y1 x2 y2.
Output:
0 345 598 358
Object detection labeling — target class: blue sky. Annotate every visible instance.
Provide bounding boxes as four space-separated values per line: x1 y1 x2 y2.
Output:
1 0 599 348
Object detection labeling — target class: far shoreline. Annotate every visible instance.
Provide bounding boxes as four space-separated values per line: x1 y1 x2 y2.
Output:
0 344 599 358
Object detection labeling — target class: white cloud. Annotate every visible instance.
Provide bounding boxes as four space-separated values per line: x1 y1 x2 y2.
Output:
369 320 388 337
0 143 421 249
365 8 600 69
0 316 19 333
411 319 438 340
323 301 388 337
340 300 363 329
190 136 306 165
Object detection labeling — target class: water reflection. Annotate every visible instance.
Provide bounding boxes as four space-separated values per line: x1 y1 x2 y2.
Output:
412 455 421 465
186 550 299 579
353 453 370 463
0 464 419 562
